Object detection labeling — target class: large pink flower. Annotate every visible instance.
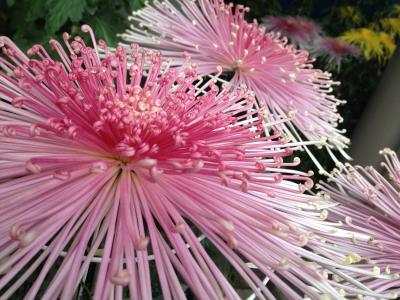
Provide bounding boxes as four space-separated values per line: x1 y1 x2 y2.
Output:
121 0 350 165
318 149 400 296
0 27 390 299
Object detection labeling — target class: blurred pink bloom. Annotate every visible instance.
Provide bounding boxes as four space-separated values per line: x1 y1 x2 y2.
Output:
0 26 381 299
263 16 322 47
318 149 400 296
317 38 360 70
121 0 350 163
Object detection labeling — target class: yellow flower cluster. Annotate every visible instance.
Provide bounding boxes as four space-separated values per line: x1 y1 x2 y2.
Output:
380 18 400 37
338 4 400 62
340 28 396 61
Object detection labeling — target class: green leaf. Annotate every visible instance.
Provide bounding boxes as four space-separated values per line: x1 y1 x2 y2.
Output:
12 27 53 52
25 0 47 22
86 0 98 15
87 13 125 46
45 0 87 33
6 0 15 7
128 0 145 11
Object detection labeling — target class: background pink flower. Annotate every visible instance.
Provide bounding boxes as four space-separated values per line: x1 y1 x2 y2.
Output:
317 38 360 70
121 0 350 170
263 16 322 48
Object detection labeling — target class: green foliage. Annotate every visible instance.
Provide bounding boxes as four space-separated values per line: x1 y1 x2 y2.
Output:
87 14 122 44
25 0 47 22
128 0 146 11
46 0 87 33
0 0 146 50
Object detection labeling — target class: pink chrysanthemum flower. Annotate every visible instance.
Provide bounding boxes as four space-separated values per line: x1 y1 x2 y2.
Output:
0 26 390 299
121 0 350 170
317 38 360 71
263 16 322 48
317 149 400 297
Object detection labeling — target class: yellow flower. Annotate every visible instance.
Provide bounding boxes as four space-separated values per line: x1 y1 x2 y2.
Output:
379 18 400 37
339 6 361 24
340 28 396 61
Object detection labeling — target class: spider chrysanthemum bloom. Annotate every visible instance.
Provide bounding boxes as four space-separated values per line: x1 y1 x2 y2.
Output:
121 0 350 168
317 149 400 296
1 26 395 300
0 26 383 299
316 38 360 71
262 16 321 48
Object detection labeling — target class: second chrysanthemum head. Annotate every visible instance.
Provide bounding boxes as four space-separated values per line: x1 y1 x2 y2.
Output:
121 0 351 165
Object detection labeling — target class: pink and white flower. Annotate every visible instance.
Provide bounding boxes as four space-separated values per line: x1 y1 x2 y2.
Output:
0 26 391 299
317 149 400 297
263 16 322 48
121 0 350 168
317 38 360 70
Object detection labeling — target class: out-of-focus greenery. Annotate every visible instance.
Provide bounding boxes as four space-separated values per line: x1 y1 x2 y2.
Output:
0 0 145 50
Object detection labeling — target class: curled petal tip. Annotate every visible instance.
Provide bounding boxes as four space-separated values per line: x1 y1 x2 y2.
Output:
81 24 92 32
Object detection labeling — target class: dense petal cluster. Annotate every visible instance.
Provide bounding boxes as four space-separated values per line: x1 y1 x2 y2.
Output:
263 16 321 48
0 26 394 299
318 149 400 297
121 0 350 164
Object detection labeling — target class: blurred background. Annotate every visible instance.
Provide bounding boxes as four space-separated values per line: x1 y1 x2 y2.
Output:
0 0 399 298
